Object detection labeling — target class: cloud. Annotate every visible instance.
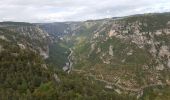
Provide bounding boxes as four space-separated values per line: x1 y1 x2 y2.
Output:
0 0 170 22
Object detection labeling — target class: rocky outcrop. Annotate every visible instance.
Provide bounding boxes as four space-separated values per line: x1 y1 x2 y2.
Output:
0 22 50 59
156 64 164 71
0 35 8 41
108 30 117 37
159 46 170 57
109 45 114 56
168 59 170 68
53 74 60 83
70 13 170 92
17 43 26 49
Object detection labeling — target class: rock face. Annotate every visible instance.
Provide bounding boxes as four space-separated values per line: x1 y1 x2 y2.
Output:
38 47 49 59
53 74 60 83
159 46 170 57
33 13 170 92
108 30 117 37
0 22 50 59
127 50 133 56
156 64 164 71
17 43 26 49
63 63 69 71
68 13 170 90
0 35 8 41
0 13 170 98
168 59 170 68
109 45 113 56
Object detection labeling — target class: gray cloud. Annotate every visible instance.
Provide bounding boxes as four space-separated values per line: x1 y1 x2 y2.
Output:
0 0 170 22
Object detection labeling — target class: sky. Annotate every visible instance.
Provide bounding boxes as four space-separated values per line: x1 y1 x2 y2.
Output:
0 0 170 23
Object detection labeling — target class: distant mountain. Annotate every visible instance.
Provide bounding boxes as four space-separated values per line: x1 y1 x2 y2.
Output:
0 22 50 59
1 12 170 99
68 12 170 91
0 22 131 100
36 22 82 36
39 12 170 99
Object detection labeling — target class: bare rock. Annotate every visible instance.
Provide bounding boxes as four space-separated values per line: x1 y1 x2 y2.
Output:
18 43 26 49
155 30 162 35
41 64 48 70
114 89 122 94
0 35 9 41
109 45 114 56
105 85 113 89
96 47 101 53
156 64 164 71
127 50 133 56
108 30 117 37
167 59 170 68
53 74 60 83
159 46 170 57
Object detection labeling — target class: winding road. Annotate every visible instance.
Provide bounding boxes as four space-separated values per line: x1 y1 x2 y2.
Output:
88 73 167 92
66 49 169 93
73 69 168 93
67 48 73 73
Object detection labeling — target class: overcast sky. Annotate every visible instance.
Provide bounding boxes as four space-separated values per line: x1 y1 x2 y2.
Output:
0 0 170 22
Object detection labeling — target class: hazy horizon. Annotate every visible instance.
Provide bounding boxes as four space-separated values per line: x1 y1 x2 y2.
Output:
1 11 170 23
0 0 170 23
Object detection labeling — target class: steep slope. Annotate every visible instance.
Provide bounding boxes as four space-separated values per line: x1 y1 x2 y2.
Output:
0 28 55 99
0 22 50 59
0 22 136 100
1 12 170 99
37 22 82 36
0 22 70 68
58 13 170 98
37 22 84 68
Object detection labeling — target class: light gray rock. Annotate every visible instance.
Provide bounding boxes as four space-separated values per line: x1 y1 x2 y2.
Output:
108 30 117 37
127 50 133 56
53 74 60 83
17 43 26 49
0 35 8 41
96 47 101 53
109 45 114 56
41 64 48 70
155 30 162 35
105 85 113 89
156 64 164 71
159 46 170 57
167 59 170 68
114 89 122 94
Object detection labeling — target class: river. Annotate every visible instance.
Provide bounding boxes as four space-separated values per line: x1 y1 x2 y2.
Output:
63 48 73 73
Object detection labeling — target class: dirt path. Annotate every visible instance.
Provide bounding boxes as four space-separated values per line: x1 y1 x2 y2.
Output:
88 73 167 92
73 69 167 92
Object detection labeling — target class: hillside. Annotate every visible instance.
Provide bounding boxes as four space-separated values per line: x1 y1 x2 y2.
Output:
70 13 170 97
0 23 136 100
38 12 170 99
71 13 170 88
1 12 170 99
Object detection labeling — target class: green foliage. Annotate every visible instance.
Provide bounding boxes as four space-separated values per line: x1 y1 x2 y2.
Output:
46 42 69 68
140 86 170 100
51 70 136 100
0 40 53 99
1 13 170 100
125 13 170 32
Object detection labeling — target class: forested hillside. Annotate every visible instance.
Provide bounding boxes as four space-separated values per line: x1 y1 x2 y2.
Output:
0 24 136 100
1 12 170 100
